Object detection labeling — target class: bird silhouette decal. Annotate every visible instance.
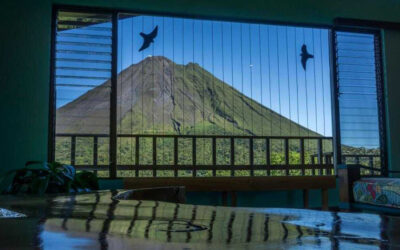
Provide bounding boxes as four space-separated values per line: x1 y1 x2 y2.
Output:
138 26 158 52
300 44 314 71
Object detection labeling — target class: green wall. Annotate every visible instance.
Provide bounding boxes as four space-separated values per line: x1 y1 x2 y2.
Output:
1 1 52 174
1 0 400 206
382 30 400 173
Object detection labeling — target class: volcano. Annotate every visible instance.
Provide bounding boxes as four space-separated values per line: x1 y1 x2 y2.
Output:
56 56 318 137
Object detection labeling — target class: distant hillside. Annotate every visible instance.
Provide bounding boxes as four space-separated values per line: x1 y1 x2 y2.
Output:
57 56 318 137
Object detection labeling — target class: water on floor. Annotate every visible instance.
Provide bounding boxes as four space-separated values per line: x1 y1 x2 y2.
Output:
0 190 398 249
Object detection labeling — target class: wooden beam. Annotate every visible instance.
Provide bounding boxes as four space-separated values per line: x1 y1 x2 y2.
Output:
338 164 361 204
123 176 336 192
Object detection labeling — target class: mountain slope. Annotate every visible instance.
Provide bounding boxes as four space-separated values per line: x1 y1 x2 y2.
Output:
56 56 319 137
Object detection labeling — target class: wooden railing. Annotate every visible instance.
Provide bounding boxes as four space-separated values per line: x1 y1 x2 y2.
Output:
55 134 335 177
310 152 382 175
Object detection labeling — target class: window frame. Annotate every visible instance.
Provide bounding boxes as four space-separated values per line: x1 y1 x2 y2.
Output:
48 5 388 178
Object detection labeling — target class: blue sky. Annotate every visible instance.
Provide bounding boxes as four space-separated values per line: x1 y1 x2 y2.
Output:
116 15 333 136
55 15 333 136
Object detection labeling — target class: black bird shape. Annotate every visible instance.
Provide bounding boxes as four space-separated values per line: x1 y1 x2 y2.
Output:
300 44 314 70
138 26 158 52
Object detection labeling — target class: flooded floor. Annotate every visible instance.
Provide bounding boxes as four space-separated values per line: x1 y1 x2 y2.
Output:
0 190 399 249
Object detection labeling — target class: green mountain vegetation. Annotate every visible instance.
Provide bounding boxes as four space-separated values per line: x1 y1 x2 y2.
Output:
55 56 379 177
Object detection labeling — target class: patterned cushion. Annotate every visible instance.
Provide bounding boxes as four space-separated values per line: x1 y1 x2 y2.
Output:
353 178 400 208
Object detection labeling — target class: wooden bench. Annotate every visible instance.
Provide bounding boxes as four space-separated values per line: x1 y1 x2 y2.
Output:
124 176 336 210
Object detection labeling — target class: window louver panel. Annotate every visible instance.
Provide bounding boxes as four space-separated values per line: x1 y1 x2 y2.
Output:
54 11 113 175
335 31 384 172
55 11 112 133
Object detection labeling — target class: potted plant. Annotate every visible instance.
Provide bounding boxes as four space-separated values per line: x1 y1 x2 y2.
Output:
0 161 98 195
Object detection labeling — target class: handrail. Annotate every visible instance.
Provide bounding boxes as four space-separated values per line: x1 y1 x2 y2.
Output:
55 133 335 177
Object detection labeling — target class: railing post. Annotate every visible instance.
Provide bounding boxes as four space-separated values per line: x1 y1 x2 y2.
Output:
192 137 196 177
369 156 374 175
318 138 323 175
93 136 98 166
284 138 289 176
93 136 98 176
174 137 178 177
212 137 216 177
135 136 139 177
300 138 305 176
266 138 270 176
310 141 316 176
230 137 235 177
249 138 254 176
71 136 76 166
153 136 157 177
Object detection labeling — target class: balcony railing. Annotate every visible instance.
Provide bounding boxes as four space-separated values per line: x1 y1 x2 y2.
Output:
55 134 337 177
310 152 382 176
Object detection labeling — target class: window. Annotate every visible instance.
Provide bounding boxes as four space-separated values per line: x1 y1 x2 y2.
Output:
52 11 112 177
50 8 387 178
333 30 386 174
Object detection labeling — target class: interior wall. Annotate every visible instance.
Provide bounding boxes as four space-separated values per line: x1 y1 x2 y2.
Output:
0 1 52 173
1 0 400 206
382 30 400 173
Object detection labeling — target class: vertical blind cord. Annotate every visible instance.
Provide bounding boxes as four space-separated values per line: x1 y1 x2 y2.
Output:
312 29 318 137
320 30 326 136
211 21 215 135
295 28 300 136
141 17 144 135
201 21 205 164
182 19 185 135
130 18 134 164
249 24 254 135
258 24 263 136
191 20 195 169
231 23 235 135
162 17 165 163
221 21 226 136
267 26 272 136
303 28 310 153
240 23 244 136
276 27 282 138
286 27 292 137
152 17 155 134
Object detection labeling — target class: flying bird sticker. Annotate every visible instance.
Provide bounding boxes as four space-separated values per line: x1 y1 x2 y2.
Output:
139 26 158 52
300 44 314 71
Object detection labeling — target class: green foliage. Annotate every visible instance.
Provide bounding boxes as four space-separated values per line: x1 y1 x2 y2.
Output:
72 171 99 192
0 161 98 195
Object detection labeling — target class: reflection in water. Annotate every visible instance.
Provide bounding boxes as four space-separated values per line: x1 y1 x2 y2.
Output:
0 190 398 249
0 208 26 218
